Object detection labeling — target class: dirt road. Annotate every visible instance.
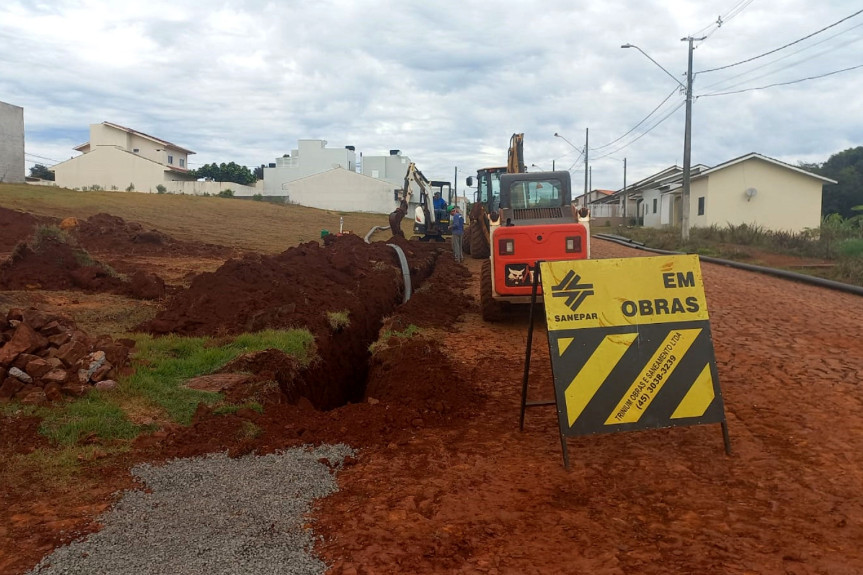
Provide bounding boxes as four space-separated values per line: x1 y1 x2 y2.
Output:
314 238 863 575
2 229 862 575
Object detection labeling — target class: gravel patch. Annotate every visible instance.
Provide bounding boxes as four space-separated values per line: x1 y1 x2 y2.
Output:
28 444 355 575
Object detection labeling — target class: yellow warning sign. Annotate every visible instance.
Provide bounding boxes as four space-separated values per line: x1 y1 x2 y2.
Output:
539 256 727 438
542 254 709 331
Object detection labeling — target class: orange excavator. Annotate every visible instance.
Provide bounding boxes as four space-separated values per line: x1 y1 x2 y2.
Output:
467 134 591 320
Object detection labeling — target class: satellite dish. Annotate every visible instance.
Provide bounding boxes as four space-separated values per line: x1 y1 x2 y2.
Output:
745 187 758 201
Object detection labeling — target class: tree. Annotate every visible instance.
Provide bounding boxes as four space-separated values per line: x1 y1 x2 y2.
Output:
803 147 863 219
29 164 55 181
193 162 256 186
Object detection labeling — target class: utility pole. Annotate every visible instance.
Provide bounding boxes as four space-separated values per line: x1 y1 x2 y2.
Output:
681 36 698 242
454 166 458 199
583 128 589 202
622 39 701 241
623 157 627 218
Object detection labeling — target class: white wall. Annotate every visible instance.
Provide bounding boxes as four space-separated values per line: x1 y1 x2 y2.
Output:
53 146 195 192
361 152 411 190
642 189 662 228
263 139 357 195
284 167 401 214
0 101 25 183
170 180 258 196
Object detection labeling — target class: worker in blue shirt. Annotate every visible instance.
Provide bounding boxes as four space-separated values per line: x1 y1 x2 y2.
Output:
433 192 447 223
449 205 465 262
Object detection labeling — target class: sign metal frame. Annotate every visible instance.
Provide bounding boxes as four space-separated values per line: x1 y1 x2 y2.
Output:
520 257 731 469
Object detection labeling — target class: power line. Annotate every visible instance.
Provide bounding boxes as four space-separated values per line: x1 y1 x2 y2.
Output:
692 0 757 40
698 63 863 97
25 152 63 163
698 21 863 93
591 87 681 151
590 100 686 161
697 8 863 74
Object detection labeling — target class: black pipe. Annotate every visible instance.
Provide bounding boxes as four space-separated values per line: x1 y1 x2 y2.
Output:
593 233 863 297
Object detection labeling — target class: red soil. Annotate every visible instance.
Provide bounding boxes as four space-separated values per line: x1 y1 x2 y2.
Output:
1 209 862 575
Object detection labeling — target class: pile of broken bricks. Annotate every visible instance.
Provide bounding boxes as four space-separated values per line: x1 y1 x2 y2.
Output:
0 308 132 405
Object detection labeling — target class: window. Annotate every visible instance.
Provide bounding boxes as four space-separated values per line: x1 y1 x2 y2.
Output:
509 179 562 209
167 155 174 165
133 148 139 153
179 158 185 168
652 198 658 214
697 196 705 216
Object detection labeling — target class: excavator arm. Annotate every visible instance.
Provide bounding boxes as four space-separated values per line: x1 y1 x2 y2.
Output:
507 133 525 174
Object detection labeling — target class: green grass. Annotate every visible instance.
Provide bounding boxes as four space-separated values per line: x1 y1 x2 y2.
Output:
0 182 401 253
609 222 863 287
125 329 315 424
369 324 421 354
2 445 131 488
22 329 315 447
326 310 350 331
39 394 143 446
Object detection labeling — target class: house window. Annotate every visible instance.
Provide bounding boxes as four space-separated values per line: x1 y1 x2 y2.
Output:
167 155 174 165
697 196 705 216
180 158 185 168
652 198 658 214
133 148 139 153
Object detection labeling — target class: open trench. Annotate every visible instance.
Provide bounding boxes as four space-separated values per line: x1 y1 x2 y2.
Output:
140 233 453 411
280 242 442 410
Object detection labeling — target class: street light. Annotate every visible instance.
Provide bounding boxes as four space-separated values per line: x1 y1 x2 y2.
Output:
621 39 699 240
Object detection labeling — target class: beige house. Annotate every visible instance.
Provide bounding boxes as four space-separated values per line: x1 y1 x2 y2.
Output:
595 153 835 233
52 122 198 192
689 153 836 233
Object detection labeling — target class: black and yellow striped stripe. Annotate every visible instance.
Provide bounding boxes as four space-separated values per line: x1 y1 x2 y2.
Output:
548 321 726 437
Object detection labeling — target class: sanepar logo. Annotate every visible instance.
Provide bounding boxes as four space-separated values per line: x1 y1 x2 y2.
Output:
550 270 594 312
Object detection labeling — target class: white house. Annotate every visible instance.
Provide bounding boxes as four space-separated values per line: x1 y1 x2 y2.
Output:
0 101 25 183
361 149 412 191
263 140 359 196
283 167 402 214
52 122 198 192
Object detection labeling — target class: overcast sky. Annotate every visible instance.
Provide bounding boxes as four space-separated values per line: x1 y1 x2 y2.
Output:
2 0 861 192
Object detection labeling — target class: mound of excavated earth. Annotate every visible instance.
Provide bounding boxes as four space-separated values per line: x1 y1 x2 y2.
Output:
0 235 165 300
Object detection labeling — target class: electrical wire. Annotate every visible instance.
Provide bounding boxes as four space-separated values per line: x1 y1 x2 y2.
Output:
698 63 863 97
697 8 863 74
590 87 681 151
698 21 863 93
25 152 63 163
692 0 757 41
590 100 686 161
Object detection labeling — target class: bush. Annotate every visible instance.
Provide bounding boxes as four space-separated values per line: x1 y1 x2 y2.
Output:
156 184 167 194
838 238 863 258
252 193 263 201
126 182 135 192
218 189 234 198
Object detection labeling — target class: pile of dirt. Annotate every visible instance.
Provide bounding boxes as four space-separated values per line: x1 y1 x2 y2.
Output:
0 235 166 300
139 233 437 338
0 307 132 404
70 213 238 259
0 207 57 254
139 233 446 409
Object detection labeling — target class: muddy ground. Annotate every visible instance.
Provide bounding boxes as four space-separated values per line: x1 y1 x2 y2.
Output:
1 208 862 574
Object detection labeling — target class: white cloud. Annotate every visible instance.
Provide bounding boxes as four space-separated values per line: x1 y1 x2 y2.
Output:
2 0 861 189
